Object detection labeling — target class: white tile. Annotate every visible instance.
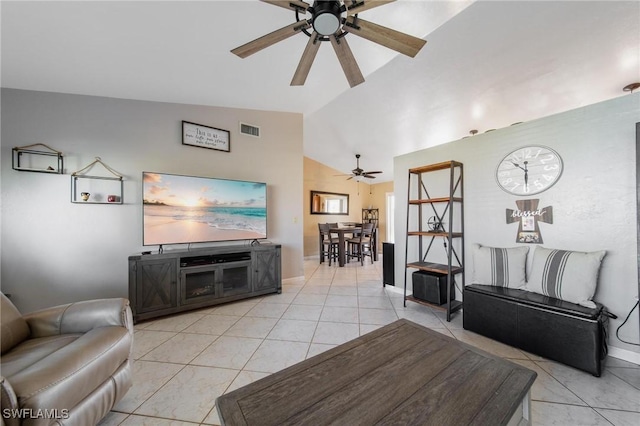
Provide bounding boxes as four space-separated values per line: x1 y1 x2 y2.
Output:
537 361 640 411
132 330 177 360
98 411 128 426
320 306 359 323
312 322 360 345
260 292 297 303
511 359 586 405
281 283 303 294
119 415 199 425
424 327 456 339
226 370 270 393
141 333 218 364
357 287 390 297
135 365 238 423
224 316 278 338
206 300 258 316
267 319 318 342
531 401 612 426
331 278 358 286
143 313 205 332
360 323 384 335
191 335 262 369
114 360 184 413
182 314 241 335
357 281 381 289
245 302 289 318
282 304 323 321
291 293 327 306
244 340 310 373
595 408 640 426
608 367 640 389
325 294 359 307
299 285 331 295
358 296 393 309
307 343 336 359
358 308 398 325
395 306 443 329
328 286 358 296
605 357 640 369
431 309 464 329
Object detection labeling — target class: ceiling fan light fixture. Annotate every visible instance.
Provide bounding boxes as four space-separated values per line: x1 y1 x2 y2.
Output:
312 0 342 36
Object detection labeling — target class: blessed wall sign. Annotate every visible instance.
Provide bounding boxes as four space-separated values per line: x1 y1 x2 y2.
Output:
506 199 553 244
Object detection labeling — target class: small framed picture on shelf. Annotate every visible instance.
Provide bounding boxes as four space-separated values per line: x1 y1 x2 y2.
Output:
182 121 230 152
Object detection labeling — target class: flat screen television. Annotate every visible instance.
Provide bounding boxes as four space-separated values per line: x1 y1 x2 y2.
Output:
143 172 267 246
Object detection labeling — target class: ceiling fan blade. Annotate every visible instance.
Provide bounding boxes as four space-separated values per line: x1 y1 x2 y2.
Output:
346 176 354 181
343 16 426 57
343 0 395 15
260 0 310 12
363 171 382 174
363 174 377 179
329 35 365 88
291 32 321 86
231 20 311 58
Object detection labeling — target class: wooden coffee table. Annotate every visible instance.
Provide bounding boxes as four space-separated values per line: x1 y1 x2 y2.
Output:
216 319 536 425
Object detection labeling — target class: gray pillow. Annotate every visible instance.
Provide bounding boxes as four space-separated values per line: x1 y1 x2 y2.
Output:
527 247 606 308
471 244 529 288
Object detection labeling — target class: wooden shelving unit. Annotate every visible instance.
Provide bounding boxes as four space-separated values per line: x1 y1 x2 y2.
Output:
403 160 465 321
362 208 379 228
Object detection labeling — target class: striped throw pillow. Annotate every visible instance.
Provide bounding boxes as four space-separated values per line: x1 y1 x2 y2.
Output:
527 247 606 308
471 244 529 288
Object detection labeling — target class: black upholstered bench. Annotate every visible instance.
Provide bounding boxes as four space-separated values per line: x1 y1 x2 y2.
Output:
463 284 612 376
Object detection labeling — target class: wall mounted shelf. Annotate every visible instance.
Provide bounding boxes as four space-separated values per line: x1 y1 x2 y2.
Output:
12 144 63 174
71 157 123 204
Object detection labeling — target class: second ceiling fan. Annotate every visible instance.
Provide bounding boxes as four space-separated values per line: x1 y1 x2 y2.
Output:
341 154 382 180
231 0 427 88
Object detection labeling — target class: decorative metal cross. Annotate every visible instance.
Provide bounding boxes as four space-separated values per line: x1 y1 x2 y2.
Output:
506 199 553 244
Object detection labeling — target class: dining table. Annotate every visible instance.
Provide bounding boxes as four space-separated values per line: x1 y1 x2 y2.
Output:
320 224 377 267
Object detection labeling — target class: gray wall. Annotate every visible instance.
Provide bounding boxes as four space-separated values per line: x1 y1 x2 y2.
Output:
1 89 304 313
394 93 640 357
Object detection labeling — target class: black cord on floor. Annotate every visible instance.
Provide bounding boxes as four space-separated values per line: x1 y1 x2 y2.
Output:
616 300 640 346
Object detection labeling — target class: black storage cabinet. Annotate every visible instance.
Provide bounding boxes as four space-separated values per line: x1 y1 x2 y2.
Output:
383 242 394 286
463 284 610 376
412 271 454 305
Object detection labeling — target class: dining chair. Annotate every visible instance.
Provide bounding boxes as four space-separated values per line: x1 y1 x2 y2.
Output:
318 223 339 266
346 222 375 265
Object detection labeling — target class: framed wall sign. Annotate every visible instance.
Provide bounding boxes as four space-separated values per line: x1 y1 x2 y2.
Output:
182 121 230 152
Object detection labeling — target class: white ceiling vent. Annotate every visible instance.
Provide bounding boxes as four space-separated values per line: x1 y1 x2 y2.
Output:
239 122 260 138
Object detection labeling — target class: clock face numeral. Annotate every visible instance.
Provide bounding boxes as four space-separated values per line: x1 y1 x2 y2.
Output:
495 145 563 196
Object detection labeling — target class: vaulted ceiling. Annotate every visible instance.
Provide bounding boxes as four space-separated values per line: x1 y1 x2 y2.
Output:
2 1 639 182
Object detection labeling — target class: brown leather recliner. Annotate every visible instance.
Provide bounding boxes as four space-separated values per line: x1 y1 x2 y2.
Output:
1 293 133 425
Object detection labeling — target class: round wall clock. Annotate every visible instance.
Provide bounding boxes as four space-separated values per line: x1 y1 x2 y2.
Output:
495 145 563 196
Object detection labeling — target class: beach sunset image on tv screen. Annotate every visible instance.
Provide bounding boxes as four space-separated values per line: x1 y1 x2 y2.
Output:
143 172 267 246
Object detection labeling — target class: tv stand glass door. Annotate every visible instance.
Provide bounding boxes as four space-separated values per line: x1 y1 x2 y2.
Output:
180 260 252 305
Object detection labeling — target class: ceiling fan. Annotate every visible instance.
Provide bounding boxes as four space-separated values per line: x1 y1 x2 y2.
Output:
340 154 382 180
231 0 427 88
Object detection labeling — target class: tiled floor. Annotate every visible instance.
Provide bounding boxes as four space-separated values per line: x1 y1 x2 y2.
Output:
100 258 640 426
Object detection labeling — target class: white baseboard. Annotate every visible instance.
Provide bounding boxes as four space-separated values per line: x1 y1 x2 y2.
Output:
608 346 640 365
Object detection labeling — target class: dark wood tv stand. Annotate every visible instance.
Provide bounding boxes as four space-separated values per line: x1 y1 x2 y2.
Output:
128 244 281 323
